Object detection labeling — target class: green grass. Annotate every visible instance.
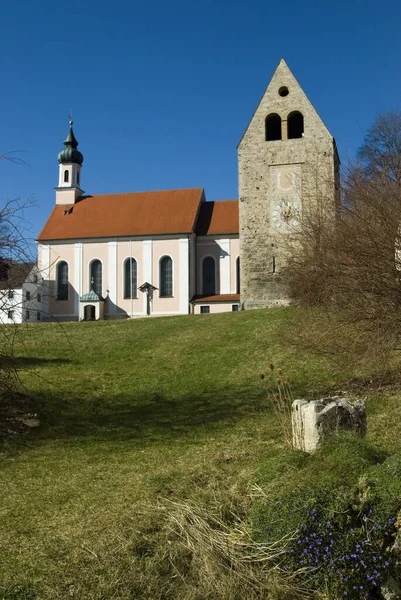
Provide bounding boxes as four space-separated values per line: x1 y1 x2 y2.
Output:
0 308 398 599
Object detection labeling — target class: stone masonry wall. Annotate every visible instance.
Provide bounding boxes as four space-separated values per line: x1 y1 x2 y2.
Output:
238 59 338 308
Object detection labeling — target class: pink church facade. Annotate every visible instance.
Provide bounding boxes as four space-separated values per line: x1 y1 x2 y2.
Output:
37 123 240 320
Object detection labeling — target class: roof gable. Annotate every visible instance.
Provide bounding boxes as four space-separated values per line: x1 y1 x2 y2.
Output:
238 58 333 148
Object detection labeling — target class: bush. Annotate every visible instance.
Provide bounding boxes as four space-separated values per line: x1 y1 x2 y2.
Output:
285 111 401 374
0 585 36 600
252 437 401 599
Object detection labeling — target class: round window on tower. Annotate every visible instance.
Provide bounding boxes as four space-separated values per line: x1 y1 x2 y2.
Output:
278 86 289 97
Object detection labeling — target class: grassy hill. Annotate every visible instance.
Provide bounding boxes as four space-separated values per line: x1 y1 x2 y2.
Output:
0 309 399 599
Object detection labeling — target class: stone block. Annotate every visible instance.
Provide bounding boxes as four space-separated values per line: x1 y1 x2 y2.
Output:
292 396 366 452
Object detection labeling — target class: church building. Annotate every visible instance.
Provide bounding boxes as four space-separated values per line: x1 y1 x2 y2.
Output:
37 59 338 321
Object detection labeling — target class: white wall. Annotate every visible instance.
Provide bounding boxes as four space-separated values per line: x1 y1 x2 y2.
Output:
193 302 240 315
0 288 24 324
196 236 240 295
0 266 45 324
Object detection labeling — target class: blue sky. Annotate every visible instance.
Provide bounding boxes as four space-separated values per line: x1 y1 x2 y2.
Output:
1 0 400 247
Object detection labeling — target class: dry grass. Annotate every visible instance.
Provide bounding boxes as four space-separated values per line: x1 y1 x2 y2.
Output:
262 364 294 447
146 497 312 600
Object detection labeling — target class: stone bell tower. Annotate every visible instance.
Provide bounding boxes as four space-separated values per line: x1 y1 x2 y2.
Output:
238 59 339 308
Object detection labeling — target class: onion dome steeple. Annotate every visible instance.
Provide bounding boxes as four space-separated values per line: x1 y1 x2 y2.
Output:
56 118 84 206
58 120 84 165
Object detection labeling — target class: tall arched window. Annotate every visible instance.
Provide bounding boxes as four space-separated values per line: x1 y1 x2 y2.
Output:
202 256 216 295
124 257 138 299
287 111 304 139
159 256 173 297
236 257 240 294
56 261 69 300
64 170 69 183
77 171 80 185
265 113 282 141
90 260 102 296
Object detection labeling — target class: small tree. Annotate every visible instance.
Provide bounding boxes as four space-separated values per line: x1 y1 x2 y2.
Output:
357 109 401 185
286 111 401 373
0 155 36 407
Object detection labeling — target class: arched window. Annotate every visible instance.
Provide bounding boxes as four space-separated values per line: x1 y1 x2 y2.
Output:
202 256 216 295
159 256 173 297
236 257 240 294
56 261 69 300
77 171 80 186
90 260 102 296
124 257 138 299
287 111 304 139
265 113 282 141
64 170 69 183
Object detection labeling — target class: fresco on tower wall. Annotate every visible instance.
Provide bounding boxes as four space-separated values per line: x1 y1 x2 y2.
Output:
270 164 302 233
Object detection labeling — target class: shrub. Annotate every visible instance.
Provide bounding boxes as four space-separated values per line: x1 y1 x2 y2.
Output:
252 437 401 599
0 585 36 600
285 111 401 374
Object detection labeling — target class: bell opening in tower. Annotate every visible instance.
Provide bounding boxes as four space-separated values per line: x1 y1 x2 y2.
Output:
287 111 304 139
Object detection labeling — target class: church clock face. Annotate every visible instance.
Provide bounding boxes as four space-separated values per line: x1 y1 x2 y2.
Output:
272 197 301 232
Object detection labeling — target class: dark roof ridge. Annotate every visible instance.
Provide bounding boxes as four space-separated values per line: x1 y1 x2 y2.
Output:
83 187 204 198
208 199 238 203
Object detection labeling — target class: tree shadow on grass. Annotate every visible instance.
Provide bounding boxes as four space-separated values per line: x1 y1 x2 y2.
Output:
27 383 271 445
0 359 74 443
1 356 73 369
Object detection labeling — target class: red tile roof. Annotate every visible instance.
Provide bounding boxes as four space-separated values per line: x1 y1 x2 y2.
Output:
37 188 205 241
191 294 240 303
195 200 239 235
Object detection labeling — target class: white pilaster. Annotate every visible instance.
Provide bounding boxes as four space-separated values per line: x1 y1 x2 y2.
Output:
108 241 118 314
189 233 196 299
179 237 189 314
143 240 153 314
219 239 231 294
74 242 82 317
39 243 50 276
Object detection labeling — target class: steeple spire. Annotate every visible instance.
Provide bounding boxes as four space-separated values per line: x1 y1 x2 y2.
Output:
55 118 84 205
58 119 84 166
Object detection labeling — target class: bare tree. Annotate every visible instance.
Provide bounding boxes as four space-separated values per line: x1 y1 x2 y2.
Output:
0 157 38 438
286 111 401 373
357 110 401 186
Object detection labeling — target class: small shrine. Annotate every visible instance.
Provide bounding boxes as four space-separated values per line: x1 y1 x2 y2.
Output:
139 282 157 316
80 279 105 321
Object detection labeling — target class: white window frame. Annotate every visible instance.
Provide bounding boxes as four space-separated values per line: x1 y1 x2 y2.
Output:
159 255 174 298
55 259 70 301
122 256 138 299
88 258 103 297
